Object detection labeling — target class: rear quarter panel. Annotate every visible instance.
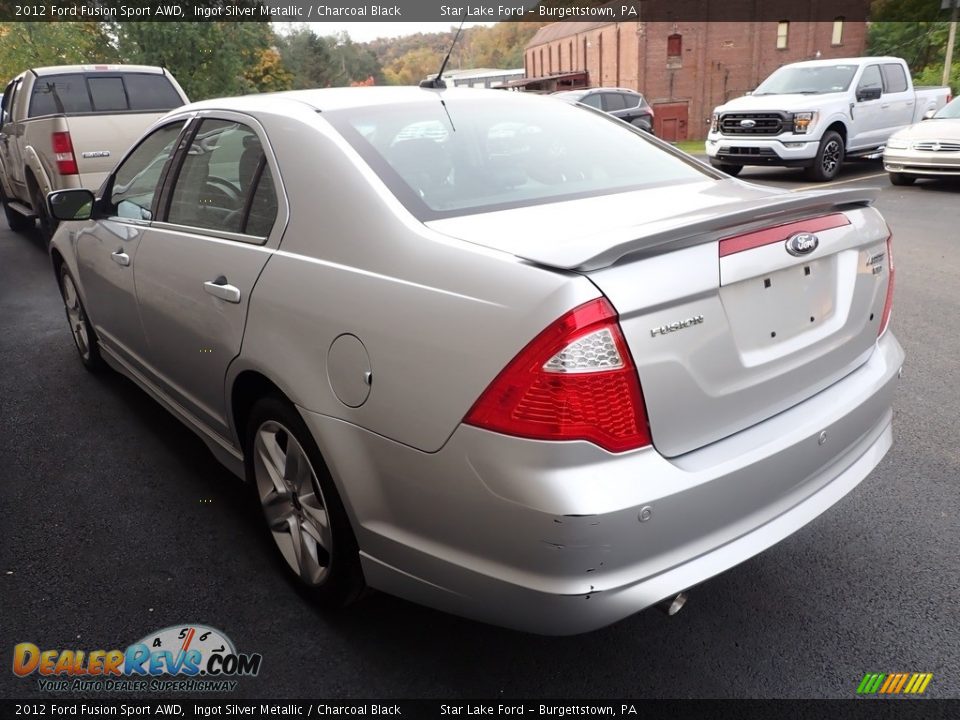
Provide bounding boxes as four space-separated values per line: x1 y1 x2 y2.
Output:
232 111 599 453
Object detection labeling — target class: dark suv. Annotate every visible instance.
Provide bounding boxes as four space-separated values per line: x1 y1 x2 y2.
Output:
554 88 655 134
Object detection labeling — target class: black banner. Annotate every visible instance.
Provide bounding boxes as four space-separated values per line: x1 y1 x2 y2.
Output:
0 0 956 22
2 700 960 719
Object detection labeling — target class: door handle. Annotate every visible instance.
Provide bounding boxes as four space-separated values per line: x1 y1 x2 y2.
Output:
203 277 241 303
111 250 130 266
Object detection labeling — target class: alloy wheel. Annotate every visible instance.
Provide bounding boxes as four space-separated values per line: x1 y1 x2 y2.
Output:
61 273 91 361
253 420 333 586
821 140 842 176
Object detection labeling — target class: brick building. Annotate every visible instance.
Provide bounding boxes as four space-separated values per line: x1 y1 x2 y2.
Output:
524 18 868 140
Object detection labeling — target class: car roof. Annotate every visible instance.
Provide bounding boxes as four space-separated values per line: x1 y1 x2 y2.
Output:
32 64 166 77
178 86 542 115
781 56 903 69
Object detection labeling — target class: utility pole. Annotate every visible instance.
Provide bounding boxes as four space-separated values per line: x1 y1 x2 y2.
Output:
945 0 959 88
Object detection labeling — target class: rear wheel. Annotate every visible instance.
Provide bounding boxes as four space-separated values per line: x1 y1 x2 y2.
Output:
59 266 103 372
710 161 743 177
805 130 844 182
246 395 365 607
1 185 33 233
888 172 916 186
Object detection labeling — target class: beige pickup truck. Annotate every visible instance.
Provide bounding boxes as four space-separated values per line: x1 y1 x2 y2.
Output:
0 64 188 241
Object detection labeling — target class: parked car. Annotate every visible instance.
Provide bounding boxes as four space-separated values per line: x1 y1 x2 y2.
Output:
706 56 950 181
883 95 960 185
47 87 902 635
0 64 188 241
554 88 655 133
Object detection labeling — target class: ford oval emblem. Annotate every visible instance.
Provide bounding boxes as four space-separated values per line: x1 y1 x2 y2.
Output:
786 232 819 256
739 119 757 128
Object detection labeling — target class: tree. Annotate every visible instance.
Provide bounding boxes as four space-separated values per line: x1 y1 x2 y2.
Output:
112 22 282 100
276 27 384 88
0 22 116 81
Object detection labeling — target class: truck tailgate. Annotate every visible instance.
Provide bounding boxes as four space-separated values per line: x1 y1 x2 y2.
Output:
65 112 167 191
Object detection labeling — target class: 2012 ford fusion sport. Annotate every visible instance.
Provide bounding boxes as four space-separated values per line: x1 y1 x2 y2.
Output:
46 88 903 634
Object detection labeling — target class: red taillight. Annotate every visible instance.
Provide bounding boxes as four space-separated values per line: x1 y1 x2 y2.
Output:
464 298 651 453
879 233 894 337
51 132 78 175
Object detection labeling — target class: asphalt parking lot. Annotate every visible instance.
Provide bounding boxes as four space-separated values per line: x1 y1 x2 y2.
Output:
1 160 958 700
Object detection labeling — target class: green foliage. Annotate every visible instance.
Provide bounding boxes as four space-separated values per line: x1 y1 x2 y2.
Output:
867 22 950 73
112 22 284 100
0 22 117 82
276 27 383 89
915 61 959 93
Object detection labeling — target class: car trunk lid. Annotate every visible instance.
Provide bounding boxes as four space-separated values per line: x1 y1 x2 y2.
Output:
428 181 892 456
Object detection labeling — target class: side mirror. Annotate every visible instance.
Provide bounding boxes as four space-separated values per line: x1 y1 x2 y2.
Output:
744 90 753 96
922 109 936 121
48 189 95 221
856 86 882 102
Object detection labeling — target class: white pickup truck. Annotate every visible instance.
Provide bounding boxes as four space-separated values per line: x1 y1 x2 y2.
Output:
706 56 951 181
0 64 188 241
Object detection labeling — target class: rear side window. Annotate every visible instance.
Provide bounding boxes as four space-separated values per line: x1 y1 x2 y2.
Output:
881 64 908 93
166 119 277 237
602 93 627 111
29 73 182 117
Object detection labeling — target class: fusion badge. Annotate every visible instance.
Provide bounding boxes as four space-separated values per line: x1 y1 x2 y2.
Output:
650 314 704 338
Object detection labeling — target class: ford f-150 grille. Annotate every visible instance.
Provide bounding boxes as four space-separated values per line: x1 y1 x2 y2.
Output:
719 113 786 136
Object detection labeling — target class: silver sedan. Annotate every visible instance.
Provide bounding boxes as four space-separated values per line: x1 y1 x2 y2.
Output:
46 87 903 634
884 96 960 185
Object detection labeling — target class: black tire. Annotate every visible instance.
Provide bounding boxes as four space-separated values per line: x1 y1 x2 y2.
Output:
805 130 845 182
1 185 33 233
710 161 743 177
31 183 58 244
245 395 365 608
59 265 104 372
889 172 916 186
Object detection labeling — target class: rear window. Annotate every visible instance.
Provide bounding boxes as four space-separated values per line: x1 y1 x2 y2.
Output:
325 95 708 220
29 72 182 117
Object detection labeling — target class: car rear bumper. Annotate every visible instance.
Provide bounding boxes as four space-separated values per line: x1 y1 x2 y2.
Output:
706 135 820 166
300 332 904 635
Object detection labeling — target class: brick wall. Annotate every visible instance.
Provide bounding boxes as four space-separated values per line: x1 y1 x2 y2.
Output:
526 19 868 140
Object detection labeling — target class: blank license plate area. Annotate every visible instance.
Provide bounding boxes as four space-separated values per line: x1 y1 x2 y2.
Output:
721 256 836 353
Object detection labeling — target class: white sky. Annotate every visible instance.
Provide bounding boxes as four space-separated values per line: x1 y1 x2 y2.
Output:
275 22 495 43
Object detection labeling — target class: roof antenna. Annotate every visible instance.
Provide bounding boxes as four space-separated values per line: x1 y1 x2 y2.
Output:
420 20 465 89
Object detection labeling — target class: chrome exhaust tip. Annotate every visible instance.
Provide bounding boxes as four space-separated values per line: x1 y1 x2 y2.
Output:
657 592 688 616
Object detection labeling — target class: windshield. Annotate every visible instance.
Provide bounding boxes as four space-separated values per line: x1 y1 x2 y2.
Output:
934 96 960 119
753 64 858 95
324 95 708 220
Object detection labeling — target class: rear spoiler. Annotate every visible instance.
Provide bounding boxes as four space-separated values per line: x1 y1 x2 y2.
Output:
527 187 878 272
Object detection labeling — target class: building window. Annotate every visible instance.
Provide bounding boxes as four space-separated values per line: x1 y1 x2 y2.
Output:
777 21 789 50
549 45 553 75
569 41 573 72
667 34 682 59
832 17 844 46
539 49 544 77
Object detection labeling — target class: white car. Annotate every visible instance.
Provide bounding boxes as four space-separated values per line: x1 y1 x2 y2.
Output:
883 96 960 185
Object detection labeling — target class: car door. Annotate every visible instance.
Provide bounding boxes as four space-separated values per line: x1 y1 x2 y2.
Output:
879 62 915 133
131 114 282 438
850 64 885 149
74 120 189 371
0 77 25 198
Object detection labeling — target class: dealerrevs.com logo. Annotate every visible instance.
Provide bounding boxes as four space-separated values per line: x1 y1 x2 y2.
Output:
13 624 262 693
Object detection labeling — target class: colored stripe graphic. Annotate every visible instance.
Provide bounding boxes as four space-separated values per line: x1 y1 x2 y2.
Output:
857 672 933 694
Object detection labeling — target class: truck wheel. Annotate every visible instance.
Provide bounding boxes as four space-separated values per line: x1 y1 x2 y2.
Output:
709 161 743 177
31 185 58 244
1 185 33 233
806 131 844 182
888 172 916 186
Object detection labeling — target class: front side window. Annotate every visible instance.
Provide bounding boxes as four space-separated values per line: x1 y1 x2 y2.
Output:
325 95 708 222
166 119 275 236
858 65 883 92
108 122 185 220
